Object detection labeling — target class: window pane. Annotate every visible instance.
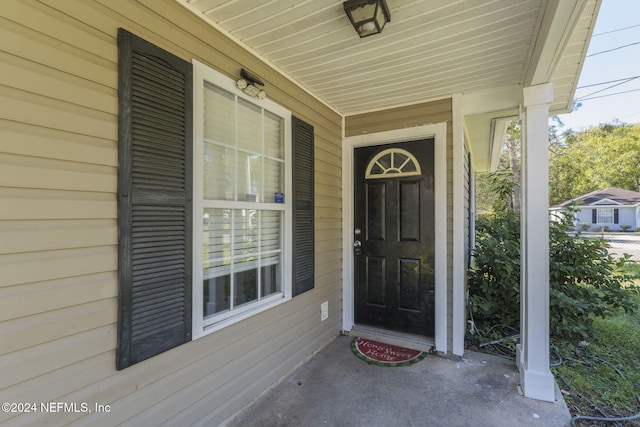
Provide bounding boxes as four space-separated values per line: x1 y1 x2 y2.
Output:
234 265 258 307
261 211 282 298
237 151 261 202
234 209 258 257
204 83 234 145
378 154 391 169
261 262 281 297
203 208 231 275
204 275 230 317
369 163 384 176
237 98 261 151
261 211 281 253
264 158 283 201
264 111 284 159
393 152 408 169
403 160 417 173
204 143 234 200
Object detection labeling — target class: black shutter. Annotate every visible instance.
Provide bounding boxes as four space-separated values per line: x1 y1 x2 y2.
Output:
117 29 193 369
292 116 314 296
614 208 619 224
592 209 597 223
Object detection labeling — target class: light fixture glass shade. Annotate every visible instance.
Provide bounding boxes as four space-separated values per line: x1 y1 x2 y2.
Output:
343 0 390 38
243 84 260 97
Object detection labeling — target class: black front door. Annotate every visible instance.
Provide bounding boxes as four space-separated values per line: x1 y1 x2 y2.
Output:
354 139 435 336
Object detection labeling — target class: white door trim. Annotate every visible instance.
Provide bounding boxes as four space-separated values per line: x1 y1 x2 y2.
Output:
341 123 448 353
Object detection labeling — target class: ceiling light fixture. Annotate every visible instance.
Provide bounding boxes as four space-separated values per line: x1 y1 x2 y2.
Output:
343 0 391 38
236 68 266 99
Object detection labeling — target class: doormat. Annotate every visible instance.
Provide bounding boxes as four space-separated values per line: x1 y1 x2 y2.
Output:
351 337 427 367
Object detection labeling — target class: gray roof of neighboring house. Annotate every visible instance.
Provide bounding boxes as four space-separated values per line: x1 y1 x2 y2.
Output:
553 187 640 208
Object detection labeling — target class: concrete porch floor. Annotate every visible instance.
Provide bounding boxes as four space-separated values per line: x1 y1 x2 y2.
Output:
229 335 571 427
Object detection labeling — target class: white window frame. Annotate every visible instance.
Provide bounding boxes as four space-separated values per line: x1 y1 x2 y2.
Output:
192 60 293 338
596 207 614 224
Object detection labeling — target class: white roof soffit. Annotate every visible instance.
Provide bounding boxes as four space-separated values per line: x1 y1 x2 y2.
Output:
464 0 599 172
177 0 600 170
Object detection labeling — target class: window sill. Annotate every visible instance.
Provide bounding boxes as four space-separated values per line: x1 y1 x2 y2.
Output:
194 293 290 339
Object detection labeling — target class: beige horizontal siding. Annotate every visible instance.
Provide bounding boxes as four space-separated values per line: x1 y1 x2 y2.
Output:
0 298 116 357
0 188 115 220
0 120 117 167
0 272 117 322
0 85 115 139
345 98 452 137
0 219 116 255
0 51 115 113
0 153 115 193
0 325 116 391
1 246 117 288
0 16 115 87
0 0 342 425
0 351 115 415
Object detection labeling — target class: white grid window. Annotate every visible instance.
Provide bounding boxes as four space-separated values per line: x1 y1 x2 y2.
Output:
193 61 292 335
597 208 614 224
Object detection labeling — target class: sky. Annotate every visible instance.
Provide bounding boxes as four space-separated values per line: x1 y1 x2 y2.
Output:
556 0 640 131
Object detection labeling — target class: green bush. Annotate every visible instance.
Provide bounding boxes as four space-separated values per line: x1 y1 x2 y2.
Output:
468 172 638 342
620 225 632 231
468 209 521 334
548 211 636 338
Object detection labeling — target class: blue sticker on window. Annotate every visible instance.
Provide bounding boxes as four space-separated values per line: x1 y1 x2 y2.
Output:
274 192 284 203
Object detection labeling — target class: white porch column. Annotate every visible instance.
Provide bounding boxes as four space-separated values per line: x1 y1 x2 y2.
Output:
517 82 556 402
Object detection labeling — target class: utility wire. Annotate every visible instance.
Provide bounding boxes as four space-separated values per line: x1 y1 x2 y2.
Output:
576 76 640 99
577 75 640 89
587 41 640 57
593 24 640 37
578 87 640 101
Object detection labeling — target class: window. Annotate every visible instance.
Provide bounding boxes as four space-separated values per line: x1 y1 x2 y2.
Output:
192 61 293 336
597 208 614 224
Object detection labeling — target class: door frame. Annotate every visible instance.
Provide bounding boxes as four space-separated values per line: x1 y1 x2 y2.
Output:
342 123 448 353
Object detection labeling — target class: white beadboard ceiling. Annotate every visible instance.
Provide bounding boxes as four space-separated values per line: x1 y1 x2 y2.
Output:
177 0 599 168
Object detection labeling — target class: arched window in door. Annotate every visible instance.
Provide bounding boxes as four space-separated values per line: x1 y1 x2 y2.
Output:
365 148 422 179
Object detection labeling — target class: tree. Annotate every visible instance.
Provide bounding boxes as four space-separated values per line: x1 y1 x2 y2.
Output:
549 122 640 205
503 121 521 211
478 121 640 211
475 121 521 214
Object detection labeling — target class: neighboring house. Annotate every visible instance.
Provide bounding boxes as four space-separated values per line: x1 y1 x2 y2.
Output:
551 188 640 231
0 0 600 424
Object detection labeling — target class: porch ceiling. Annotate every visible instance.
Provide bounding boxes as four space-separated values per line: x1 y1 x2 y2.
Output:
178 0 600 171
